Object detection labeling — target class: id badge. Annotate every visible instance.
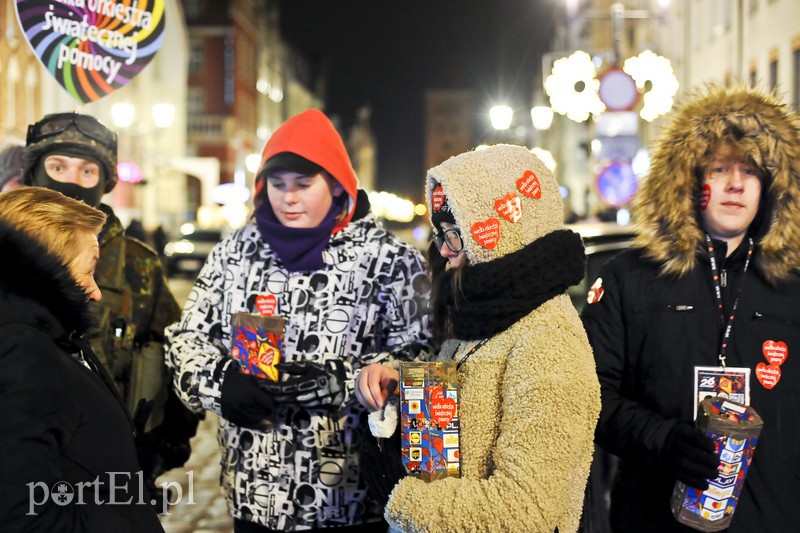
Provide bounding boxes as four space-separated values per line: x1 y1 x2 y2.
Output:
693 366 750 419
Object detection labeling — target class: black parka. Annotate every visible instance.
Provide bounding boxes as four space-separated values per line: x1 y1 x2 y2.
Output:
582 85 800 533
0 220 164 533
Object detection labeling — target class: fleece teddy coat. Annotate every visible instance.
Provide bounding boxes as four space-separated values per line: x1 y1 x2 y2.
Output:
582 86 800 532
385 145 601 533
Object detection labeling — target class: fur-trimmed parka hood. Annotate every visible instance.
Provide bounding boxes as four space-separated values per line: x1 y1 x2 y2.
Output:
0 219 93 338
633 84 800 283
426 144 568 264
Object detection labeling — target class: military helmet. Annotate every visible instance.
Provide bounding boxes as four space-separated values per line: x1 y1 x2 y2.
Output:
23 112 118 193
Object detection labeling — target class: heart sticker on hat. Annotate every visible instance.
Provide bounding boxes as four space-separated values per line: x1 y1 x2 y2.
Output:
756 361 781 389
429 388 457 429
495 193 523 223
471 218 501 250
762 340 787 366
516 170 542 199
15 0 166 103
255 294 278 317
432 185 445 211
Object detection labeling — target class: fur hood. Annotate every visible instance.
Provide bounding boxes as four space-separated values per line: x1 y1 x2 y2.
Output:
426 144 567 265
633 84 800 283
0 219 93 336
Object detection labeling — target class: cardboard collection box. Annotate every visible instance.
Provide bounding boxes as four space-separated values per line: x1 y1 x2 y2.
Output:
399 361 460 481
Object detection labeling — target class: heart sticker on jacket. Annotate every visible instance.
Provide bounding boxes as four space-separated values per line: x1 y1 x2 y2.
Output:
494 193 523 223
255 294 278 317
516 170 542 199
762 340 787 366
756 362 781 389
471 218 501 250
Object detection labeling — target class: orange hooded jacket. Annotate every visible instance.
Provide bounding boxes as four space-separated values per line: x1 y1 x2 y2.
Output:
255 109 359 234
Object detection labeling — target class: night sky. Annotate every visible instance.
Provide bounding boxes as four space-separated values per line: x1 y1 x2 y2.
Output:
278 1 558 202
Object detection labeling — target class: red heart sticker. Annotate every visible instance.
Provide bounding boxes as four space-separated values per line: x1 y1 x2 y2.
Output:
762 340 788 366
429 389 457 428
516 170 542 199
432 185 445 211
700 184 711 211
756 362 781 389
255 294 278 317
471 218 501 250
494 193 523 223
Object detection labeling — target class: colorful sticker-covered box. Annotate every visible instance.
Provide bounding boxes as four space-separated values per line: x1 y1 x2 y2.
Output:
670 397 763 532
230 312 285 382
399 361 460 482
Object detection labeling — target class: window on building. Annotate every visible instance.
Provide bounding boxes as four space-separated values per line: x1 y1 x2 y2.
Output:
189 38 204 74
184 0 202 21
793 49 800 110
750 68 757 88
187 88 205 116
769 59 778 91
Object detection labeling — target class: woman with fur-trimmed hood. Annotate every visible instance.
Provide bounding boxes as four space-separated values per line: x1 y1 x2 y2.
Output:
582 85 800 532
357 145 601 533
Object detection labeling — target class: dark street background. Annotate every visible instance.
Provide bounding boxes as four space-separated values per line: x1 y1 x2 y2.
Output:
279 1 558 200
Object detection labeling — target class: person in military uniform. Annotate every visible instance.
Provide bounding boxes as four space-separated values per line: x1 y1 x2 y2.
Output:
22 112 199 505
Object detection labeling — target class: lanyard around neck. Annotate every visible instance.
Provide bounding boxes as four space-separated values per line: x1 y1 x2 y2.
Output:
457 338 489 369
705 234 754 368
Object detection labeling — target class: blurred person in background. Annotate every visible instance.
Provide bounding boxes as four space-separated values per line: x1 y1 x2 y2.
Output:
582 85 800 532
22 112 198 505
0 187 164 532
0 143 24 192
165 109 431 532
356 145 601 533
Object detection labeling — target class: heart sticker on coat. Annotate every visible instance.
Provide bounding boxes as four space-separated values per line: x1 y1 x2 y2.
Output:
255 294 278 317
430 389 456 428
494 193 523 223
516 170 542 199
471 217 501 250
15 0 166 103
762 340 787 366
756 362 781 389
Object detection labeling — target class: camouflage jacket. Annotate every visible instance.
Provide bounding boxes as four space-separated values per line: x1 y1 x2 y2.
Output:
89 204 181 429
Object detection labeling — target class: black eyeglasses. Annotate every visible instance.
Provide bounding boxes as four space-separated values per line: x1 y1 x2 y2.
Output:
432 227 464 252
26 112 117 151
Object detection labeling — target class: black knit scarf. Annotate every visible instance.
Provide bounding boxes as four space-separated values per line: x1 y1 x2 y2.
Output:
441 229 586 340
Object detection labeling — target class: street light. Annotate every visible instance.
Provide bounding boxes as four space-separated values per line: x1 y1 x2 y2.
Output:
489 105 513 131
151 103 176 129
531 106 554 130
111 102 136 129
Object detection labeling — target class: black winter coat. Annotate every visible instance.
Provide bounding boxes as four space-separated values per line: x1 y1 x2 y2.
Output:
582 245 800 533
0 220 164 533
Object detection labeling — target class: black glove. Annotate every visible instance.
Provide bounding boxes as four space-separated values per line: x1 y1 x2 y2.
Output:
219 365 276 428
665 421 719 490
259 360 346 410
359 428 405 507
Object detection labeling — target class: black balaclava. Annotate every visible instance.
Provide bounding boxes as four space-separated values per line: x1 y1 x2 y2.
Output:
31 149 106 207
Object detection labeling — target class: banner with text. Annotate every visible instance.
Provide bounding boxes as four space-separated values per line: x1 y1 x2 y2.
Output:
15 0 166 103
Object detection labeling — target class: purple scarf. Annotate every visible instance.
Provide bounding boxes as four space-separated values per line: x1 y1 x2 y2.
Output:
254 201 338 272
